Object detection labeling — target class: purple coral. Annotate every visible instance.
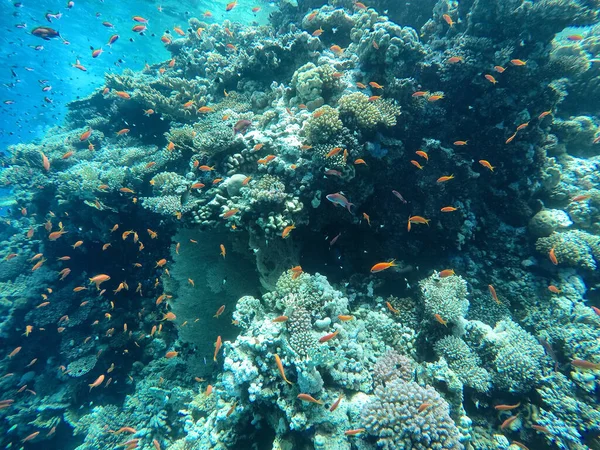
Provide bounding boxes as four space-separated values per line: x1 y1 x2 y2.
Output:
363 352 463 449
372 349 414 386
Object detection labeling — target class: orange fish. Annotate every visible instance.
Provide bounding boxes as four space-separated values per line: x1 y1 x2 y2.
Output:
571 359 600 370
368 95 381 102
439 269 455 277
80 128 92 141
427 94 444 101
191 182 205 189
442 14 454 27
226 0 237 11
412 91 429 97
319 329 340 343
505 132 518 144
220 244 226 258
326 147 343 158
538 110 552 120
418 402 432 413
297 393 323 405
548 285 561 294
479 160 495 171
281 224 295 239
213 336 222 362
410 160 424 169
242 176 252 185
273 315 289 323
345 429 366 436
162 312 176 321
62 151 74 159
362 212 371 226
116 128 130 136
494 402 521 411
494 65 506 73
222 208 240 219
446 56 463 63
165 351 178 359
115 91 131 99
41 152 50 171
312 27 324 37
89 374 105 391
275 354 293 384
549 247 558 265
199 165 215 171
453 140 468 146
500 415 519 430
386 301 399 314
441 206 458 212
510 59 527 66
488 284 501 304
571 194 591 202
485 74 498 84
408 215 430 225
370 260 397 273
415 150 428 160
516 122 529 131
337 315 354 321
354 158 367 165
437 174 454 183
329 394 343 412
434 314 447 326
22 432 40 443
369 81 384 89
330 45 344 55
8 347 21 358
214 305 226 318
72 240 83 249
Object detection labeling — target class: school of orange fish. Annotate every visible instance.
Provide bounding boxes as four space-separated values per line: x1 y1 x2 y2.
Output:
1 1 600 448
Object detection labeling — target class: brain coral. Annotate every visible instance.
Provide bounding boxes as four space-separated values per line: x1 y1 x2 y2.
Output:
419 272 469 324
536 230 600 270
338 92 401 130
434 336 492 393
362 376 464 450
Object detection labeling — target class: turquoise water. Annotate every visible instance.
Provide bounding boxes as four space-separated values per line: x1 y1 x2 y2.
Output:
0 0 599 449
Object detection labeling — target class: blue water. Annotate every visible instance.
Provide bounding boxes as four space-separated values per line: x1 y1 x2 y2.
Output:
0 0 270 150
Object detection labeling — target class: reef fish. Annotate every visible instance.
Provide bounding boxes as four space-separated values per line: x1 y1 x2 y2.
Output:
326 193 354 213
32 27 60 40
274 354 292 384
233 119 252 135
297 393 323 405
